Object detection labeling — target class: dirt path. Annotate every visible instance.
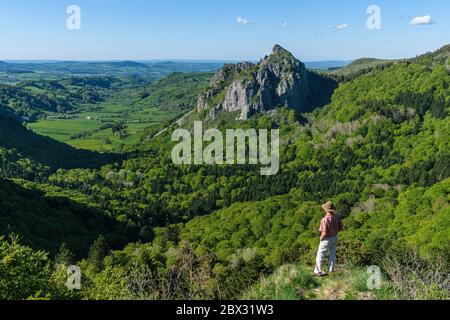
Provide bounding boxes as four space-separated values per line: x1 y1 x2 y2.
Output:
152 108 195 138
313 272 349 300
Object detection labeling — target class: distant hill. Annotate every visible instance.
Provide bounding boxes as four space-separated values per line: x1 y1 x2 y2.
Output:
98 61 150 68
144 61 225 75
50 60 151 70
0 60 224 82
305 60 351 70
329 57 396 76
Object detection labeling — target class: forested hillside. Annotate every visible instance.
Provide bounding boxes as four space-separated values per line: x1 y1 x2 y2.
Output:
1 77 122 119
0 112 122 180
0 45 449 300
0 178 127 257
135 72 212 111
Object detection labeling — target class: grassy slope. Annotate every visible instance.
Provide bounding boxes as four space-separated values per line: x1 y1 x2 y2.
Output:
242 264 395 300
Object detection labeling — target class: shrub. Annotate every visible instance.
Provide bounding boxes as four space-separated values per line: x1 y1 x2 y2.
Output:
381 245 450 300
337 240 373 266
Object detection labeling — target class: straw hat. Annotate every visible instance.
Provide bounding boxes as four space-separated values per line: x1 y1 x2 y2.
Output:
321 201 336 213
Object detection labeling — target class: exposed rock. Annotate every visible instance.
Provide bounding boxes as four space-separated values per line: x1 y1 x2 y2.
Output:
197 44 311 120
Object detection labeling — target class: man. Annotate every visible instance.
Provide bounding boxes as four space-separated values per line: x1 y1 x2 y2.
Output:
313 201 343 276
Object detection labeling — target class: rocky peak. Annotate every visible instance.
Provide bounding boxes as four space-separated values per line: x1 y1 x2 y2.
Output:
197 45 311 120
271 44 294 58
272 44 284 53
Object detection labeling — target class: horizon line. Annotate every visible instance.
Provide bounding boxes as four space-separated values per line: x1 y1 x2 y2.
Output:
1 58 372 64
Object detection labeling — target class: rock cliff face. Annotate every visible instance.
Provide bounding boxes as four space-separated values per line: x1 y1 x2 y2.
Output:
197 45 311 120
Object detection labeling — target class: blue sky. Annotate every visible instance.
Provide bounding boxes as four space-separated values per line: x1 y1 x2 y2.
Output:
0 0 449 61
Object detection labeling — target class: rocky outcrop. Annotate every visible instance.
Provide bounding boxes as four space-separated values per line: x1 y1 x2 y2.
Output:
197 44 311 120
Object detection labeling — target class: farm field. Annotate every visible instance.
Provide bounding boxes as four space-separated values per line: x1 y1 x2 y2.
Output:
28 91 179 152
28 95 180 152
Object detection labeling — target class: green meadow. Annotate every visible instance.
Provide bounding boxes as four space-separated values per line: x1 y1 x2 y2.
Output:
28 98 180 152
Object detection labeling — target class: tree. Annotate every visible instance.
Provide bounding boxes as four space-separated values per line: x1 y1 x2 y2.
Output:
0 236 54 299
55 243 75 267
88 235 110 271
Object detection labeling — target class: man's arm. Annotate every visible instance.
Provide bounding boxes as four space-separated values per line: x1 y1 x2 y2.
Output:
319 218 327 241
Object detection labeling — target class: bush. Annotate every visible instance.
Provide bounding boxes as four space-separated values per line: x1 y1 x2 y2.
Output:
337 240 373 266
0 236 74 300
381 245 450 300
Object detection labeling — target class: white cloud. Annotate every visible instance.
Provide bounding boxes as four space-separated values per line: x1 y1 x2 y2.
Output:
335 23 349 30
410 15 434 25
236 16 252 25
329 23 349 31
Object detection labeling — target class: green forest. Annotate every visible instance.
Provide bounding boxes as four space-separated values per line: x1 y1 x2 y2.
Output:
0 45 449 300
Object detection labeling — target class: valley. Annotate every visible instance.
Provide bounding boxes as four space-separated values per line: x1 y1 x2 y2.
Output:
0 44 449 301
0 63 216 152
1 56 389 153
27 91 181 152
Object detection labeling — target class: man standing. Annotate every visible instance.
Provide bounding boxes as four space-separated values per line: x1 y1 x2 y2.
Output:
313 201 343 276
